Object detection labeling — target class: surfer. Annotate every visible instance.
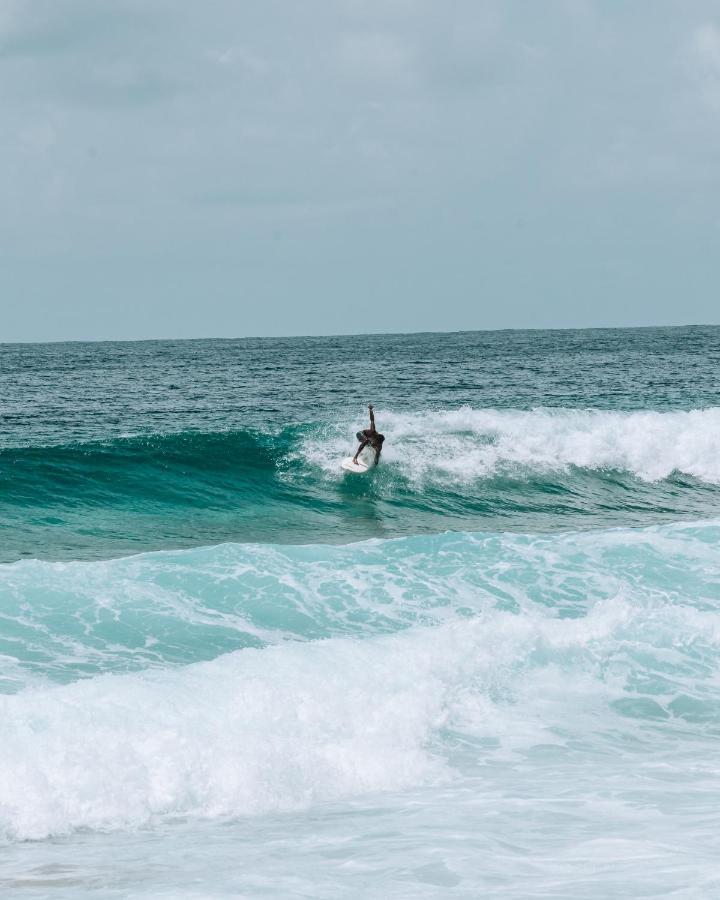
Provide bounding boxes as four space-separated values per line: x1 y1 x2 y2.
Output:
353 404 385 466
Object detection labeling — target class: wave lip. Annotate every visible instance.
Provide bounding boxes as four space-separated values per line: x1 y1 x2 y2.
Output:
302 406 720 484
5 406 720 492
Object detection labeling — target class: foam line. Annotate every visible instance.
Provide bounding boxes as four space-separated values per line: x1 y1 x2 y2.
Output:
302 407 720 483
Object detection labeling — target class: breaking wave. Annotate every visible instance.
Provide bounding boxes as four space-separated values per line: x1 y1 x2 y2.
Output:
1 520 719 840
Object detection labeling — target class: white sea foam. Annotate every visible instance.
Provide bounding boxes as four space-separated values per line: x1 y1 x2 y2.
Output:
2 583 720 842
1 521 719 846
1 521 718 688
301 406 720 483
0 623 454 841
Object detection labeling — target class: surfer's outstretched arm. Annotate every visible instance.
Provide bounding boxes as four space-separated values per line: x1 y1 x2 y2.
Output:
353 439 369 463
368 404 375 429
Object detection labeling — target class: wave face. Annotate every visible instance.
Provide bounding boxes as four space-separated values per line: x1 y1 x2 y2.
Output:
3 407 720 563
0 519 719 843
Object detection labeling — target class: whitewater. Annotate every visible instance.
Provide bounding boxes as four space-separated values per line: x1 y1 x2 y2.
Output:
1 328 719 898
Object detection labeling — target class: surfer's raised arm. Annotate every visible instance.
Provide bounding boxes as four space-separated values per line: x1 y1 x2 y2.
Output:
368 404 376 429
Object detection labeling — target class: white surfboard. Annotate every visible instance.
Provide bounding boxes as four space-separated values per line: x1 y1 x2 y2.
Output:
341 456 371 474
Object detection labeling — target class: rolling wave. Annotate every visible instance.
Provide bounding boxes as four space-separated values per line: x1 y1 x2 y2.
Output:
0 429 288 506
302 406 720 484
2 408 719 563
4 406 720 496
1 519 719 841
0 520 717 689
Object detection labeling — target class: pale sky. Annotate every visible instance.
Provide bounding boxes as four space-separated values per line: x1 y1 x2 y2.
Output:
1 0 720 341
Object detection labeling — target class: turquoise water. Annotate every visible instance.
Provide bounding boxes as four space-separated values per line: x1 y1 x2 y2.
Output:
1 328 720 897
3 327 720 562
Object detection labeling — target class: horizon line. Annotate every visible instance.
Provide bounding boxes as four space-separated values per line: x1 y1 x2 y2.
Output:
1 322 717 349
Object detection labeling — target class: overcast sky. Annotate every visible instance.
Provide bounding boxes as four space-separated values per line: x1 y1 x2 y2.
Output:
1 0 720 341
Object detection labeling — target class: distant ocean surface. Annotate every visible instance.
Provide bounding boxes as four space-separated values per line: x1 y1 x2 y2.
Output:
1 327 720 898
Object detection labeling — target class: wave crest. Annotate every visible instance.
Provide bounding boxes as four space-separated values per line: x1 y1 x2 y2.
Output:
302 407 720 484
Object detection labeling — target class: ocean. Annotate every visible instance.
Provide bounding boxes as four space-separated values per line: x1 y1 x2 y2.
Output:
1 326 719 898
